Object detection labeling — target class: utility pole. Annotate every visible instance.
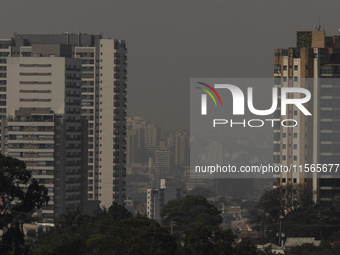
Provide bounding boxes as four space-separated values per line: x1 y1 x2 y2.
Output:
279 220 282 246
170 221 176 234
276 218 285 247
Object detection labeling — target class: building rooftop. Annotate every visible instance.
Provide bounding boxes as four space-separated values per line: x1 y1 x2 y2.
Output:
285 237 321 248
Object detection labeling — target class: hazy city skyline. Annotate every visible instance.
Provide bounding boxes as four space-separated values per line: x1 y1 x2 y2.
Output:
1 0 340 131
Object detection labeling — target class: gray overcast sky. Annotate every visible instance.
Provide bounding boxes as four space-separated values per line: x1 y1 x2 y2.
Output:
1 0 339 131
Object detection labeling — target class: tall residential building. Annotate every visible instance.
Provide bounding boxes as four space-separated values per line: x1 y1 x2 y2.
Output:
147 178 186 220
127 117 146 166
0 53 88 218
154 146 174 178
167 131 189 167
273 29 340 202
0 33 127 207
126 116 161 166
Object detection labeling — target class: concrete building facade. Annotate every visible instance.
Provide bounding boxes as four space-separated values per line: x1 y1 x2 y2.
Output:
0 33 127 209
0 56 87 218
274 30 340 202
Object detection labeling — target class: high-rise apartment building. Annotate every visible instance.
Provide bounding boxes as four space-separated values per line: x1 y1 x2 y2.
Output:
0 52 88 218
274 29 340 202
0 33 127 208
154 146 174 178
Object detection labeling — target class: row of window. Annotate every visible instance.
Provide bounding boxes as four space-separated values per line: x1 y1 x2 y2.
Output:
20 90 51 93
273 155 306 163
281 178 298 184
20 81 52 85
20 73 52 76
274 144 299 151
20 98 51 102
282 155 298 161
20 64 52 67
274 51 329 59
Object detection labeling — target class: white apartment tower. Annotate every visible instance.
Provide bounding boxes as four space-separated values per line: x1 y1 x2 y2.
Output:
274 30 340 202
0 33 127 208
0 54 88 218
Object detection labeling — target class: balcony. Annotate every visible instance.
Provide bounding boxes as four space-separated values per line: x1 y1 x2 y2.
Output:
23 145 38 149
23 136 38 140
23 153 39 158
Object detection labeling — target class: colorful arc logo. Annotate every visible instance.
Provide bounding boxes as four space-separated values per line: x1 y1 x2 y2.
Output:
196 82 223 106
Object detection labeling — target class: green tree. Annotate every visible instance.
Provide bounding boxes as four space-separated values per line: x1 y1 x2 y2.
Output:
0 154 49 255
183 222 215 255
285 243 340 255
107 215 178 255
161 195 223 233
250 184 317 243
96 202 133 233
223 213 236 227
181 223 235 255
33 209 94 255
32 203 178 255
56 209 92 231
234 240 258 255
211 227 235 255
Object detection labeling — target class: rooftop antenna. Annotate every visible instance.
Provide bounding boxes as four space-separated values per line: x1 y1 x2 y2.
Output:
314 24 321 31
314 17 322 31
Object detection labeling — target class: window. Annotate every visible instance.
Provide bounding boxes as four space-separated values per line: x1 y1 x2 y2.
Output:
294 133 297 138
282 144 286 149
293 156 297 160
283 65 287 71
294 110 298 115
283 133 286 138
293 144 297 149
282 156 286 160
274 65 281 74
294 65 298 70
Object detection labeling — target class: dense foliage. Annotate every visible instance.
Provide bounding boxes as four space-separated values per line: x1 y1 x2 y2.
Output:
0 154 49 255
32 204 178 255
251 184 340 244
160 195 223 232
